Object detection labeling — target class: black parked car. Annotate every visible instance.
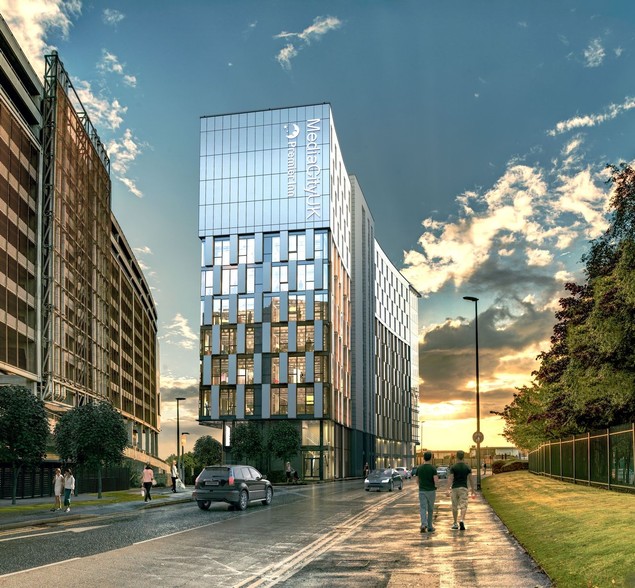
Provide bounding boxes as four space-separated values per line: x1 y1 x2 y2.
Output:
193 465 273 511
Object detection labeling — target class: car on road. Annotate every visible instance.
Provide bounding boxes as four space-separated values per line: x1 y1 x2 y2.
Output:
436 466 449 479
364 468 404 492
193 465 273 511
395 467 411 480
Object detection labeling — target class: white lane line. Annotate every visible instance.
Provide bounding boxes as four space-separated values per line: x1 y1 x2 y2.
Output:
0 525 108 543
0 558 81 578
234 491 403 587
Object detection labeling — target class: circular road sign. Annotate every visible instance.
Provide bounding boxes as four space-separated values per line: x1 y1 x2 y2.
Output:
472 431 484 444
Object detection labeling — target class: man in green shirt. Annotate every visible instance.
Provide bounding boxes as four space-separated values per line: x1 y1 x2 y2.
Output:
446 450 475 530
415 451 438 533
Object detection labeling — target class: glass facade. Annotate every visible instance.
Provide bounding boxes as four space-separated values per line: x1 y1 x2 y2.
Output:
198 104 419 480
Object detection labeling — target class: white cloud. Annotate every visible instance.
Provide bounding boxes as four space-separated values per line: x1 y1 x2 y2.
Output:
133 246 153 255
160 314 199 350
0 0 81 78
584 38 605 67
102 8 124 26
73 79 127 130
274 16 341 69
526 248 553 266
107 128 146 198
98 50 137 87
547 96 635 136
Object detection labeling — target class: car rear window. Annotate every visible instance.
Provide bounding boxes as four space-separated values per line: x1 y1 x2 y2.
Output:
202 467 230 479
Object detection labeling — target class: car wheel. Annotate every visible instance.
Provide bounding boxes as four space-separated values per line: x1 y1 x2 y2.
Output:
197 500 211 511
236 489 249 511
262 486 273 506
388 481 393 492
365 488 369 491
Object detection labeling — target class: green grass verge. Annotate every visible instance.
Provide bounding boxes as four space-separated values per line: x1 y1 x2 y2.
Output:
0 490 142 516
482 471 635 587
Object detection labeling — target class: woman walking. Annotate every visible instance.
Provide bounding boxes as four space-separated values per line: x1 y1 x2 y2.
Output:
63 468 75 512
142 464 155 502
51 468 64 511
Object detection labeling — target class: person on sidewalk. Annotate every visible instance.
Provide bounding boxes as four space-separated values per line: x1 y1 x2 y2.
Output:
446 450 475 530
63 468 75 512
171 461 178 493
51 468 64 511
416 451 438 533
142 464 155 502
285 462 292 484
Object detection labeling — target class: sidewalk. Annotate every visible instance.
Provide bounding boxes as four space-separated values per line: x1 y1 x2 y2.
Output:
0 487 193 531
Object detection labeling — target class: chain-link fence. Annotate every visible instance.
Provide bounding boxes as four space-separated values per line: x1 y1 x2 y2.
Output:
528 422 635 493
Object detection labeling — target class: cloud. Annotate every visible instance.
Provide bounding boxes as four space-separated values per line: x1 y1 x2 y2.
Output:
107 128 146 197
548 96 635 136
160 313 199 350
98 50 137 87
584 38 605 67
72 79 127 130
0 0 81 78
102 8 124 26
133 246 153 255
274 15 341 69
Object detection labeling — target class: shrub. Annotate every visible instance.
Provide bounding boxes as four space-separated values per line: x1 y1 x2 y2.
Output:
500 460 528 472
492 460 506 474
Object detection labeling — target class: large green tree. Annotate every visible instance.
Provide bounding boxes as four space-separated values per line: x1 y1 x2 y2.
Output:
230 422 264 466
267 421 301 465
192 435 222 472
55 401 128 498
500 163 635 449
0 386 49 505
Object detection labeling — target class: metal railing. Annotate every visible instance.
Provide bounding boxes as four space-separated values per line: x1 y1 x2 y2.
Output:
528 422 635 493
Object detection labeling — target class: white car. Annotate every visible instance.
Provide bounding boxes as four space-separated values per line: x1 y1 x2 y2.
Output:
395 467 412 480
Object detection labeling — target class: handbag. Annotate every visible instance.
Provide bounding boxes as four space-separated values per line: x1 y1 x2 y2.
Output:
141 487 145 496
151 479 157 486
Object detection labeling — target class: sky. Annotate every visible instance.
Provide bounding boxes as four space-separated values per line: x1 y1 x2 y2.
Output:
2 0 635 459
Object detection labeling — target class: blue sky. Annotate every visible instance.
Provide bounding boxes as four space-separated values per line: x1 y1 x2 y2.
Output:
3 0 635 458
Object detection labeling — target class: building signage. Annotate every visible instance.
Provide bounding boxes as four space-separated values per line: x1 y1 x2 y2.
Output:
284 119 322 220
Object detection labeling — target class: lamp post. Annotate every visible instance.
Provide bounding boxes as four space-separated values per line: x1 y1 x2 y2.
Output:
463 296 482 491
175 397 185 482
180 432 190 482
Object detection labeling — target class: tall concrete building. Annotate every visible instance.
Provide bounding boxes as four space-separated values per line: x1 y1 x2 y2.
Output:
198 104 419 480
0 16 160 467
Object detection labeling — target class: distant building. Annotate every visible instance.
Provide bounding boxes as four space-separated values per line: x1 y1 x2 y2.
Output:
197 104 420 479
0 16 160 465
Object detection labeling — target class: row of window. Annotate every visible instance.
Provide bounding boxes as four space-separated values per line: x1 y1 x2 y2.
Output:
202 324 320 355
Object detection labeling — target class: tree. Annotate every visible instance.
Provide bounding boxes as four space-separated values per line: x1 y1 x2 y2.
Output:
192 435 222 472
55 402 128 498
0 386 49 505
231 422 264 466
267 421 301 465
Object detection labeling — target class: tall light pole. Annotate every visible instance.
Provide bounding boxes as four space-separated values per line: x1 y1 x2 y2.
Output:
180 432 190 482
175 397 185 482
463 296 482 491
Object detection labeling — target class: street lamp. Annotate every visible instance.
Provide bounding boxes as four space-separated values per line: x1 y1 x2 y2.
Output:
463 296 482 491
175 397 186 482
180 432 190 482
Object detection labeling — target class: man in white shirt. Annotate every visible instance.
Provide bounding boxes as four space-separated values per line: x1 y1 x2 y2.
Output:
171 462 178 493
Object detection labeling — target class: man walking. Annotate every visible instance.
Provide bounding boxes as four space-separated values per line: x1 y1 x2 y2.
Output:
171 461 178 493
415 451 438 533
446 450 475 530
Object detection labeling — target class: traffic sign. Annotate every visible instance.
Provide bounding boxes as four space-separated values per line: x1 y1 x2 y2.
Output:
472 431 484 444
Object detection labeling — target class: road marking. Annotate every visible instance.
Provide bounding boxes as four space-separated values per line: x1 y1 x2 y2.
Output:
0 525 108 543
0 558 81 578
234 491 403 587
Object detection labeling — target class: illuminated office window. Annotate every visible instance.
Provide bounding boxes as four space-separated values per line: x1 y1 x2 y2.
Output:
271 326 288 352
288 355 305 383
219 387 236 416
220 327 236 354
238 296 254 323
237 356 254 384
271 386 288 416
297 386 314 415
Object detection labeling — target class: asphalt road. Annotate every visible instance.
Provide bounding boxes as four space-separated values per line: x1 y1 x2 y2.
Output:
0 479 550 587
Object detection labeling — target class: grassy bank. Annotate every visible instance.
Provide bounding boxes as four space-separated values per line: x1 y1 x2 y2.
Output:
0 490 142 516
482 471 635 587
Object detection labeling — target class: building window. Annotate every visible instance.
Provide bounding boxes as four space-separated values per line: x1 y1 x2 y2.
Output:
238 296 254 323
297 264 314 291
214 238 230 266
237 356 254 384
212 357 229 385
297 324 314 351
263 295 280 323
314 354 329 383
219 387 236 416
246 267 255 293
271 326 288 352
220 327 237 354
315 292 328 320
289 294 306 321
213 298 230 324
201 389 211 416
289 233 306 261
297 386 314 415
264 234 280 262
201 329 212 355
222 267 238 295
238 236 255 264
288 355 305 383
272 265 288 292
245 386 255 415
271 356 280 384
271 386 288 416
